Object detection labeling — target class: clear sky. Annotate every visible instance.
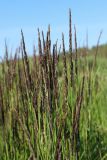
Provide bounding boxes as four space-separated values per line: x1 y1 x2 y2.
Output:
0 0 107 57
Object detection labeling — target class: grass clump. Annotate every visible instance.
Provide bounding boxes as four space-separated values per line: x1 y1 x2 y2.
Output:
0 9 107 160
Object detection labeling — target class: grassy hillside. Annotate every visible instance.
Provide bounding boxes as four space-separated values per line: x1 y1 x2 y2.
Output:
0 11 107 160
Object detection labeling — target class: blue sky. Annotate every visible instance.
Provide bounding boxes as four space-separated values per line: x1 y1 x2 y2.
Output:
0 0 107 56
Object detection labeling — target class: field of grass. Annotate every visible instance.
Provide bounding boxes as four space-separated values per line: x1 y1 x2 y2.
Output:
0 10 107 160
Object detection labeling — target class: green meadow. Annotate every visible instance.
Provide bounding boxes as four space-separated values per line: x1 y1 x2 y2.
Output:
0 10 107 160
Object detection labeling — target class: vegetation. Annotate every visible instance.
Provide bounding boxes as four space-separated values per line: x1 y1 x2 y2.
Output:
0 10 107 160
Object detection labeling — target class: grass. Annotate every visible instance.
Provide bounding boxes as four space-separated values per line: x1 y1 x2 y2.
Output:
0 9 107 160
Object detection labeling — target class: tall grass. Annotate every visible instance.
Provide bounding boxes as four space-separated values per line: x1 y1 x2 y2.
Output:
0 10 107 160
